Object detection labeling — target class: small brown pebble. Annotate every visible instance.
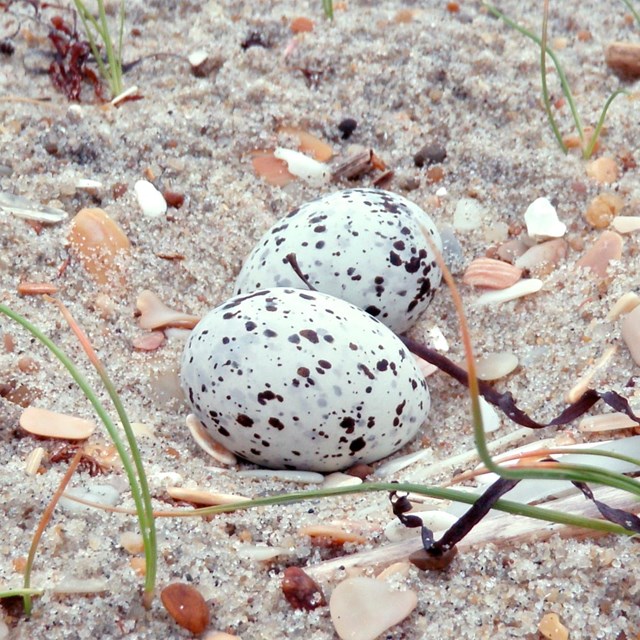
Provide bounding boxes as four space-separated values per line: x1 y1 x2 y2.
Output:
413 142 447 168
129 557 146 576
344 463 374 480
163 191 185 209
290 16 314 33
281 566 326 611
3 333 15 353
426 166 444 184
605 41 640 78
586 157 619 184
408 546 458 571
337 118 357 140
251 152 296 186
446 2 460 12
393 8 414 23
161 582 211 635
112 183 128 199
17 356 39 373
576 230 623 277
577 29 592 42
584 193 624 228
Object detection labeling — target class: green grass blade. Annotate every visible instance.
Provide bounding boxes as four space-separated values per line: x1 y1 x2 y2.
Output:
583 89 627 159
322 0 334 20
621 0 640 25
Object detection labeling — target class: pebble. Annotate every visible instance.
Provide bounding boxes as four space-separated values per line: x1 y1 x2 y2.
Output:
524 197 566 240
68 208 131 285
290 16 314 33
279 126 334 162
586 156 619 184
338 117 358 140
273 147 330 186
473 278 543 306
20 406 96 440
25 446 45 475
136 290 200 330
166 486 251 506
621 304 640 365
612 215 640 234
538 612 569 640
496 238 528 263
299 525 367 546
575 230 623 277
453 197 485 231
52 577 109 594
440 225 466 273
514 239 567 276
329 577 417 640
373 448 432 477
252 152 295 186
474 352 519 380
134 179 167 217
60 484 121 513
413 142 446 167
120 531 145 554
131 331 165 351
462 257 522 289
281 566 326 610
161 583 210 635
409 546 458 571
584 193 624 228
606 292 640 321
321 472 363 489
237 545 293 562
480 396 501 433
186 414 237 466
376 562 411 581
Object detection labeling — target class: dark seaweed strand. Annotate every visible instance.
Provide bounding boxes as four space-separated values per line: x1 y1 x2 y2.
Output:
400 335 640 429
285 253 318 292
572 481 640 534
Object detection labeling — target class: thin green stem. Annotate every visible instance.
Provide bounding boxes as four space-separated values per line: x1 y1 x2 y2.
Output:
583 89 627 159
322 0 334 20
621 0 640 26
0 588 43 599
0 304 154 603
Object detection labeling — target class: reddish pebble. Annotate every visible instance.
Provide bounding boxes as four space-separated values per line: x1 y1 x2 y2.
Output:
132 331 166 351
164 190 185 209
281 566 326 611
161 582 210 635
290 16 314 33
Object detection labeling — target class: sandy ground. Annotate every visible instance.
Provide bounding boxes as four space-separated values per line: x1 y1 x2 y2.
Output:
1 0 640 638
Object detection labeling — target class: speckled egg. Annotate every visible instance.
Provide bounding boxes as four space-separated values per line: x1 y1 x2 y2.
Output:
234 188 443 334
180 287 430 472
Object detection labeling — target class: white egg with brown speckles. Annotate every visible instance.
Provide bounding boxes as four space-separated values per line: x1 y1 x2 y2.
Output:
180 288 430 472
234 188 442 333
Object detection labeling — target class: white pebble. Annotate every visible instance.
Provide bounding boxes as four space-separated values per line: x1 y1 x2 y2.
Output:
453 197 485 231
612 216 640 234
524 197 566 240
374 448 432 477
52 577 109 594
273 147 330 186
330 577 418 640
475 352 519 380
473 278 543 306
621 305 640 365
188 49 209 67
134 179 167 217
237 545 293 561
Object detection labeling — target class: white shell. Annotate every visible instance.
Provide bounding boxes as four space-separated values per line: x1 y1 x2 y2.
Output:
524 197 566 240
234 188 442 333
181 287 430 472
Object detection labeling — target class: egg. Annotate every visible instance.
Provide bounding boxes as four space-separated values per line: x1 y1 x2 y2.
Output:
180 287 430 472
234 188 442 333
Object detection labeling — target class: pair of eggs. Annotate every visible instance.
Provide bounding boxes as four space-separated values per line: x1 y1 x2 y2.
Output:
180 189 443 472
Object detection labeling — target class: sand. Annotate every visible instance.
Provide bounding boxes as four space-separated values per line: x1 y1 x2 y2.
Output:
1 0 640 638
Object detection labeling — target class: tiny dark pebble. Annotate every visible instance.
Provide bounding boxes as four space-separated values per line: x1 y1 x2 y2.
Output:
241 31 269 50
163 190 185 209
281 567 326 611
338 117 358 140
413 143 447 168
112 182 128 199
0 39 15 56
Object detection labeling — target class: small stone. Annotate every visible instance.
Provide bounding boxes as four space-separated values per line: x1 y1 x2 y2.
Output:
290 16 314 33
136 290 200 330
321 472 362 489
584 193 624 228
612 216 640 234
134 179 167 217
166 486 250 506
607 292 640 321
163 191 185 209
605 41 640 79
538 612 569 640
514 239 567 276
20 407 96 440
621 304 640 365
161 582 210 635
413 142 446 168
281 567 326 610
120 531 145 554
586 157 619 184
524 197 566 240
186 414 237 466
299 525 367 547
338 118 358 140
344 463 374 480
330 577 417 640
474 352 519 380
453 197 485 231
408 546 458 571
575 230 623 278
132 331 165 351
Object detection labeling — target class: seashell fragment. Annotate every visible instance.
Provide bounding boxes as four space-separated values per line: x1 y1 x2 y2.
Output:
575 230 623 277
565 346 617 403
166 486 250 506
299 525 367 546
20 406 96 440
607 292 640 321
453 197 485 231
136 290 200 330
251 152 296 186
278 126 333 161
25 446 45 475
134 179 167 217
584 193 624 228
273 147 330 186
322 472 363 489
374 448 433 477
0 191 68 223
473 279 543 306
524 197 566 240
579 412 638 432
621 305 640 365
462 257 522 289
474 352 519 381
612 216 640 234
330 577 418 640
186 414 237 466
514 239 567 276
132 331 165 351
237 545 293 562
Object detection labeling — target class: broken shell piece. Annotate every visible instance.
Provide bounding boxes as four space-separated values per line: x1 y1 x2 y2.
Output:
586 157 619 184
480 396 501 433
373 448 433 477
237 545 293 562
565 346 617 403
621 305 640 365
524 197 566 240
612 216 640 234
166 486 250 506
579 412 638 432
25 446 45 475
322 472 363 489
496 238 529 263
0 191 68 223
575 230 623 278
136 290 200 330
330 577 418 640
514 239 567 276
474 352 519 381
607 292 640 321
453 198 486 231
20 407 96 440
278 126 333 162
76 179 103 195
376 562 411 581
473 279 543 306
186 414 237 466
273 147 330 186
462 257 522 289
584 193 624 229
252 151 296 186
132 331 165 351
299 525 367 546
68 207 131 285
134 180 167 218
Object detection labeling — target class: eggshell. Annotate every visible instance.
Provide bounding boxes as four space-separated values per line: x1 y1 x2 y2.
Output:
234 188 442 333
180 288 430 472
